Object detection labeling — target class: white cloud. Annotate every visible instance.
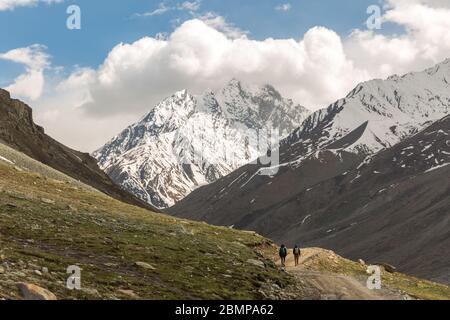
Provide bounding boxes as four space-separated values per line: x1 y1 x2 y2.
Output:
135 2 170 17
345 0 450 77
178 0 201 12
134 0 202 18
275 3 292 12
82 0 450 119
0 0 62 11
34 69 138 153
197 12 248 39
3 0 450 152
0 44 50 100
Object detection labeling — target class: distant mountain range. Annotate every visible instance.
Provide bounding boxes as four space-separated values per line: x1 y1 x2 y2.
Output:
169 60 450 284
93 80 310 208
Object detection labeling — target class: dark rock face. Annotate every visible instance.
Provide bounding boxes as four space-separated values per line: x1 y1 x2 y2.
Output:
169 116 450 284
0 88 157 212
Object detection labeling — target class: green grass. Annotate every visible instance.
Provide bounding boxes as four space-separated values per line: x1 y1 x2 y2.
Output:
0 162 290 300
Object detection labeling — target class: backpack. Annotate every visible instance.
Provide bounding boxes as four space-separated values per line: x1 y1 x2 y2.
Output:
294 247 301 256
279 247 287 257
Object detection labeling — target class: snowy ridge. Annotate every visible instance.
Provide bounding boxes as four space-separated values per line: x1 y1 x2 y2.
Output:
281 59 450 167
93 80 310 208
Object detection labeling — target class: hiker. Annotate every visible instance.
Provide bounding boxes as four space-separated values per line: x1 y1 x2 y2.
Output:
293 245 301 266
279 244 288 267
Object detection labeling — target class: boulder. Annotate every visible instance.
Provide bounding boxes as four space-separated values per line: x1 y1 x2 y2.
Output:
41 198 55 205
118 289 139 298
246 259 265 269
373 262 397 273
135 262 156 271
17 283 57 300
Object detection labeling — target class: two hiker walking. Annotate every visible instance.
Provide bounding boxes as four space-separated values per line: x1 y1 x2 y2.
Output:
279 244 301 267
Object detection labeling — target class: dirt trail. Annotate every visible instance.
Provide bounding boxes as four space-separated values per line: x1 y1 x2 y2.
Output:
276 248 404 300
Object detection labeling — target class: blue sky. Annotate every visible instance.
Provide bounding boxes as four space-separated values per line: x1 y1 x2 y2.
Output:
1 0 385 72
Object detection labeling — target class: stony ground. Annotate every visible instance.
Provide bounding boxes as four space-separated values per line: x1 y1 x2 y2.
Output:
0 147 449 300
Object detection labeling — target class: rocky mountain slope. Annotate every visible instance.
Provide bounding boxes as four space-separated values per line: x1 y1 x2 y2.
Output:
282 59 450 160
0 88 154 211
1 150 449 300
93 80 310 209
0 152 289 299
169 61 450 284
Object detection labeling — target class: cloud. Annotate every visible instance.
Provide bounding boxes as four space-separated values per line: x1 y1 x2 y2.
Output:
134 0 202 18
345 0 450 76
0 0 62 11
135 2 170 17
4 0 450 152
0 44 50 100
178 0 201 12
197 12 248 39
34 67 139 153
275 3 292 12
81 0 450 119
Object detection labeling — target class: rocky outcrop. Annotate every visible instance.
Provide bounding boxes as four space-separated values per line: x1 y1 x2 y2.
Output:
0 88 157 212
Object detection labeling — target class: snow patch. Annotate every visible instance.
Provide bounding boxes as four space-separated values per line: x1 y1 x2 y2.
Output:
425 163 450 173
301 215 312 225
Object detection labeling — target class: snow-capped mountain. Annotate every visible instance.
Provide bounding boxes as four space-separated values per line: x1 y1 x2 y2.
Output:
280 59 450 166
172 114 450 284
171 59 450 221
93 80 310 208
169 60 450 284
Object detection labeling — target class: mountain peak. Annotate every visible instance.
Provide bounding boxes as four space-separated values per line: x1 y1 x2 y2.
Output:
226 78 241 86
221 78 248 94
438 57 450 66
286 59 450 165
173 89 189 98
0 90 155 211
95 81 310 208
0 88 11 101
0 88 37 131
220 78 264 97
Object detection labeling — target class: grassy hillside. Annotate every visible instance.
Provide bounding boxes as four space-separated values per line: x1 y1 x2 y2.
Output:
0 156 290 300
1 144 448 300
